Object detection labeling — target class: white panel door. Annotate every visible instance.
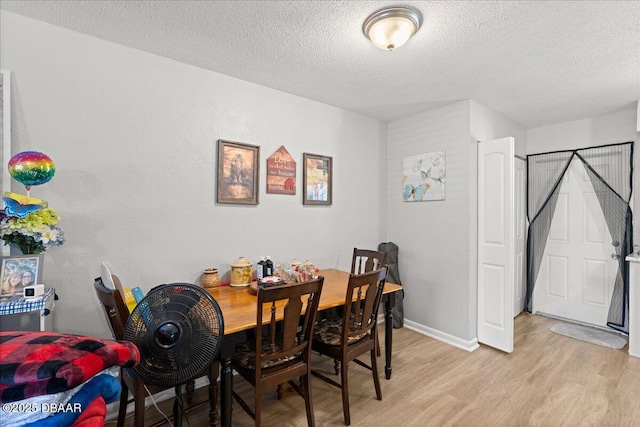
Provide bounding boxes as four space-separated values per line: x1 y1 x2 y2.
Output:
514 158 526 316
535 157 617 326
478 137 514 353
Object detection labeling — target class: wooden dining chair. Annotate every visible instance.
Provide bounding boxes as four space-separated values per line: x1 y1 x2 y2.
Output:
311 267 388 426
93 278 219 427
230 277 324 427
352 248 387 357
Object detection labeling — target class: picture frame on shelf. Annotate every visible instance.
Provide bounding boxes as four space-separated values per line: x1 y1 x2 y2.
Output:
216 139 260 205
302 153 332 205
0 254 44 298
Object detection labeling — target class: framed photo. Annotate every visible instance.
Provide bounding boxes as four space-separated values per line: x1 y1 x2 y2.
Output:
1 255 43 298
303 153 332 205
217 140 260 205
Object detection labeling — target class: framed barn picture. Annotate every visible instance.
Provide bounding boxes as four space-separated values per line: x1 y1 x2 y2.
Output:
217 140 260 205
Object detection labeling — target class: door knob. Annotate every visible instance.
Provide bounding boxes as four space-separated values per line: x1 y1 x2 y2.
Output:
612 241 620 247
611 253 620 260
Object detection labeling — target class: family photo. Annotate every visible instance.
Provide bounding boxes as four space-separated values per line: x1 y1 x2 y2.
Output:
0 255 42 297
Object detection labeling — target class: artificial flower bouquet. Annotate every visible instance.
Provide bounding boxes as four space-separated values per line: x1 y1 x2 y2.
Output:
0 193 65 255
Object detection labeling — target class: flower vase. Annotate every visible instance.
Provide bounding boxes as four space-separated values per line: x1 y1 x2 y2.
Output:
7 242 43 256
18 244 45 255
201 268 220 289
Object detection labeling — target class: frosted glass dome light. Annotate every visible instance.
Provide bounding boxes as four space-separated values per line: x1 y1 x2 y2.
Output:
363 6 422 51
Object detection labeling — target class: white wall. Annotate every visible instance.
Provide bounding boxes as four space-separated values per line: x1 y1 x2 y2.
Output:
470 100 528 157
386 100 526 345
0 12 387 337
387 101 474 341
527 107 639 243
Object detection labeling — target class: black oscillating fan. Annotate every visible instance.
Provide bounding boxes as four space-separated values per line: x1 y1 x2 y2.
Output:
124 283 224 427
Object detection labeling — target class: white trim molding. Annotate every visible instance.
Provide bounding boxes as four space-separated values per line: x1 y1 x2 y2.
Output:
403 319 480 352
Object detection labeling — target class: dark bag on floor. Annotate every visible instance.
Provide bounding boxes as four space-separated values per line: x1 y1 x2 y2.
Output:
378 242 403 328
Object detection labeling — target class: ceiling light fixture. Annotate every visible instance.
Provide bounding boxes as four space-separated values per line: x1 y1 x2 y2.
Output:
363 5 422 51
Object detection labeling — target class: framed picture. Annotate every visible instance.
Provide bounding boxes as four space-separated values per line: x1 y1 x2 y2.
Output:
303 153 332 205
0 254 43 298
217 139 260 205
402 150 446 202
266 145 296 195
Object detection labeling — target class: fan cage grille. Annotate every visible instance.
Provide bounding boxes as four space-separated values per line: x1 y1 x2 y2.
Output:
124 283 224 387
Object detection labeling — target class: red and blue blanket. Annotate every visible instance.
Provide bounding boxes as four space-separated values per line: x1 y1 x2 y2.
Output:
0 331 139 403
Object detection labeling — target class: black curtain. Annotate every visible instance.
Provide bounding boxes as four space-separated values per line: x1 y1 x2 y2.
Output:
525 142 633 333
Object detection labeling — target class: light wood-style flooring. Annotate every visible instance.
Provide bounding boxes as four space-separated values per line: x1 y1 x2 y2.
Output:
112 313 640 426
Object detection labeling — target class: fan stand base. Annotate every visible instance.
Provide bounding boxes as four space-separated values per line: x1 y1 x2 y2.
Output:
173 385 183 427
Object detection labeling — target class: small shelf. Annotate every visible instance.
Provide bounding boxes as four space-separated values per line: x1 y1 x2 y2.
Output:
0 287 56 331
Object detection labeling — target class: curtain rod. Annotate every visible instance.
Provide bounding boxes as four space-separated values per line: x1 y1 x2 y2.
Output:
527 141 633 158
534 151 622 163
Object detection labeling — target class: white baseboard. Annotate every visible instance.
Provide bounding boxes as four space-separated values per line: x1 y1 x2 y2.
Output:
402 319 480 352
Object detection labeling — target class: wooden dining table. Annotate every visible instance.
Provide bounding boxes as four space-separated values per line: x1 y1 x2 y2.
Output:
206 268 403 427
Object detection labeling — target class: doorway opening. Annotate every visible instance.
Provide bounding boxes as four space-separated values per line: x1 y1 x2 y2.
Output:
525 142 634 333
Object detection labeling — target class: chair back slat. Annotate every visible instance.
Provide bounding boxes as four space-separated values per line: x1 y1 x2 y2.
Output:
255 277 324 372
269 302 277 350
281 295 304 349
351 248 387 274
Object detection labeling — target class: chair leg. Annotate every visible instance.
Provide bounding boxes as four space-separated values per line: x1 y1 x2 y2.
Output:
277 384 283 400
134 381 146 427
117 379 128 427
376 331 381 357
302 373 315 427
333 359 340 375
255 388 262 427
208 364 219 427
371 348 382 400
186 379 195 404
341 361 350 426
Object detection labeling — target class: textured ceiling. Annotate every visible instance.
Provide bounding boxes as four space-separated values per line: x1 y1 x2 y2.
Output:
1 1 639 128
